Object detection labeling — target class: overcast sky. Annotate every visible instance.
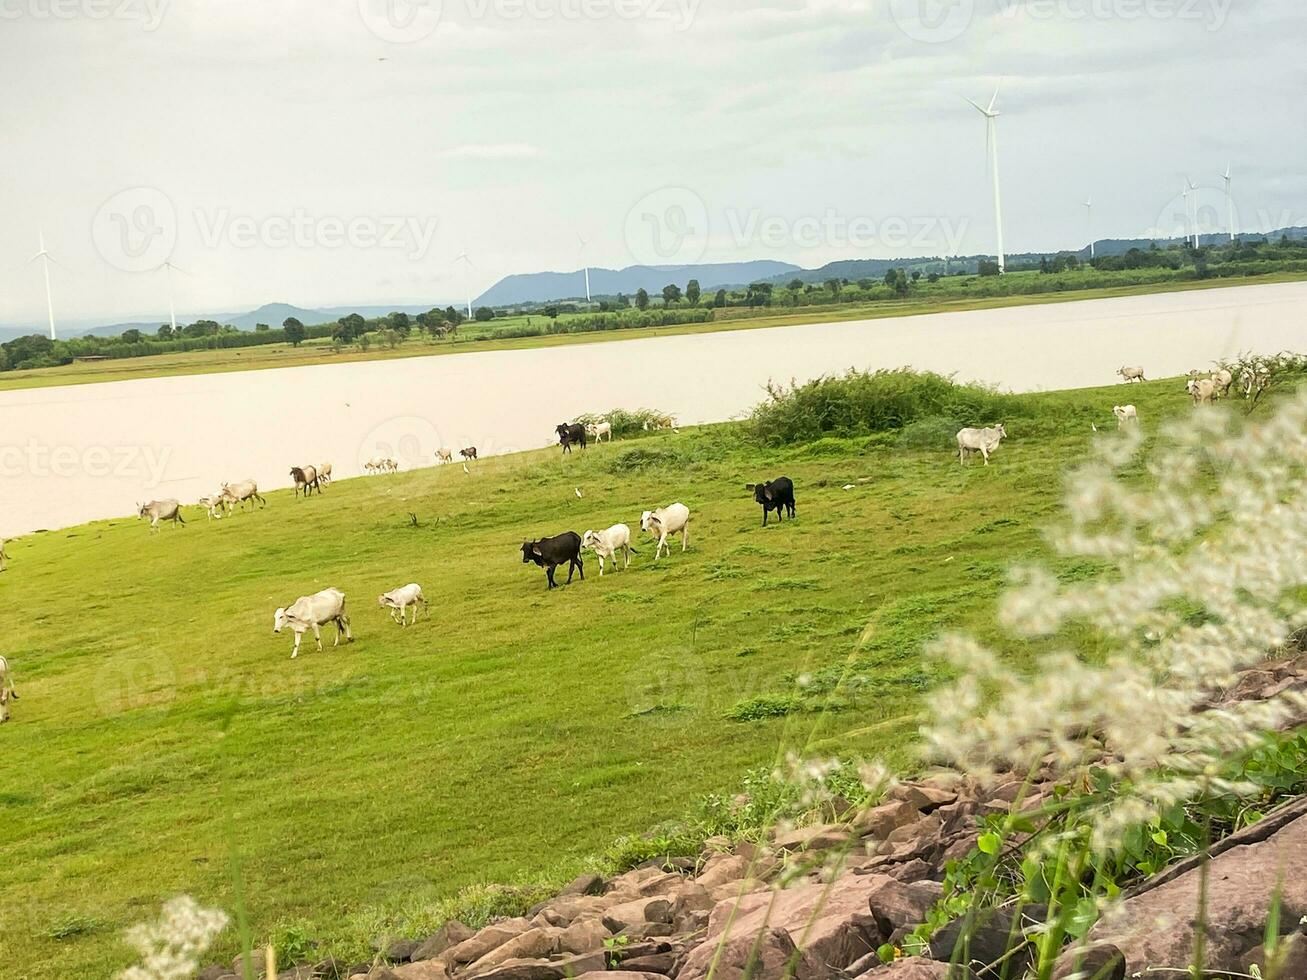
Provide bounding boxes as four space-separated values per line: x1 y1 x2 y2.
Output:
1 0 1303 327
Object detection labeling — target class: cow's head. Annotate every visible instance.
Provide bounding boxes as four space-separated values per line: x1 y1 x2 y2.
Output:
273 608 288 633
640 510 654 532
995 423 1007 439
377 594 391 608
581 530 597 549
521 541 543 564
752 483 773 505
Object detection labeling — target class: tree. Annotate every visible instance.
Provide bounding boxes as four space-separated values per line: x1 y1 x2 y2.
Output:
444 305 466 326
121 329 143 343
255 322 270 332
543 306 559 322
685 279 701 305
788 278 805 291
713 288 727 307
474 306 495 322
333 313 365 343
157 324 173 339
283 317 306 347
978 260 1002 277
635 288 650 310
388 312 411 335
826 278 842 295
182 319 221 338
662 283 682 305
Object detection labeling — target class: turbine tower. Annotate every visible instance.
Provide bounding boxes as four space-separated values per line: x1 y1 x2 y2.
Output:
965 84 1006 273
577 233 591 303
455 251 474 319
1082 197 1094 259
1181 180 1194 248
156 260 187 334
1221 165 1235 242
30 231 58 340
1186 178 1200 248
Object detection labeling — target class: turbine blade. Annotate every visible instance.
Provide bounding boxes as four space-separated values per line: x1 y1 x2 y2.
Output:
986 79 1002 114
962 95 987 114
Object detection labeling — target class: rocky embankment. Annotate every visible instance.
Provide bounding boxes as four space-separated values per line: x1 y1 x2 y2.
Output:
200 654 1307 980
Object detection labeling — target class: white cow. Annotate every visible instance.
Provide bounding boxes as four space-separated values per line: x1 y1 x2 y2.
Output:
198 494 225 521
1112 405 1138 429
587 421 613 443
273 588 353 658
378 583 425 626
318 462 333 485
582 524 637 575
1187 377 1217 405
0 655 17 723
1211 369 1233 397
956 424 1007 466
435 448 453 464
0 538 9 571
1117 366 1146 383
219 479 266 513
138 499 186 531
641 504 690 560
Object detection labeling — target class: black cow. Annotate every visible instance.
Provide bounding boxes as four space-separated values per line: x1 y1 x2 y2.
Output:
749 476 796 526
556 422 587 454
521 532 585 589
460 447 478 461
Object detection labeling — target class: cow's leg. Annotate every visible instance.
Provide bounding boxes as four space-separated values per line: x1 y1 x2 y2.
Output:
681 526 688 552
546 565 557 589
762 508 767 527
981 446 990 466
341 614 353 642
576 556 584 580
291 630 302 659
598 555 605 576
313 623 324 651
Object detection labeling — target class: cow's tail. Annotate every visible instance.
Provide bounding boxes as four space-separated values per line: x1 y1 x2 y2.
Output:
177 511 187 525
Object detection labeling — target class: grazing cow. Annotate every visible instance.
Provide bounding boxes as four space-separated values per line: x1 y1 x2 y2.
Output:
1187 377 1217 405
0 538 8 571
956 424 1007 466
581 524 637 575
1117 366 1146 383
641 503 690 559
521 532 584 589
0 655 17 723
219 479 266 513
435 448 453 464
1210 369 1233 398
378 583 425 626
460 447 478 461
290 465 320 497
1112 405 1138 429
748 477 796 526
642 414 677 432
198 494 225 521
363 458 380 474
138 499 186 531
318 462 333 485
273 587 353 658
556 422 587 454
587 420 613 443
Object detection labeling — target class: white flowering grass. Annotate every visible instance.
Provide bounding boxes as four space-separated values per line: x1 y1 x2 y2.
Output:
924 392 1307 853
118 896 228 980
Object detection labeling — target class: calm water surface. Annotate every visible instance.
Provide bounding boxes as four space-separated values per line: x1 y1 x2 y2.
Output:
1 281 1303 536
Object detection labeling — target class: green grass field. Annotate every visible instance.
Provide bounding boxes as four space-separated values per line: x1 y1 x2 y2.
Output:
2 273 1304 393
0 377 1194 976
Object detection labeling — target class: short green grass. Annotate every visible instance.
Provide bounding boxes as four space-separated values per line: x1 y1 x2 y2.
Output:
0 378 1191 976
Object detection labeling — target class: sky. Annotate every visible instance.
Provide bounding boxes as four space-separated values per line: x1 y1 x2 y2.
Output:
0 0 1303 328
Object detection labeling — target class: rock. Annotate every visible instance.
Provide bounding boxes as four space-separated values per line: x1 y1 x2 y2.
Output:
390 962 449 980
852 959 949 979
559 873 606 897
573 974 666 980
852 800 921 840
1049 943 1126 980
866 877 944 936
1241 930 1307 979
443 919 532 966
463 927 558 975
616 951 677 974
676 927 819 980
886 812 942 845
556 917 608 954
365 969 403 980
772 823 850 853
602 897 673 933
927 907 1038 978
411 921 474 962
695 853 751 889
886 784 956 812
383 938 421 963
463 951 605 980
1081 801 1307 976
232 952 268 978
197 968 230 980
707 878 768 904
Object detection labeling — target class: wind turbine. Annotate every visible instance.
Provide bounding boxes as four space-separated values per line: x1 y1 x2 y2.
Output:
1221 165 1235 242
29 230 59 340
1082 196 1094 259
156 259 187 334
577 233 591 304
964 83 1006 273
1185 178 1200 248
455 251 474 318
1181 180 1194 248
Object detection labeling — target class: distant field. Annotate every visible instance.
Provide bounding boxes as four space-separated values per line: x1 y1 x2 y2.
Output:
0 375 1200 977
2 272 1304 393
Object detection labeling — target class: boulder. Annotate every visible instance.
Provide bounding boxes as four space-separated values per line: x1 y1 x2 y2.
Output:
602 897 673 933
556 917 609 954
851 959 949 979
1049 944 1125 980
695 854 751 890
616 951 677 974
675 927 820 980
383 938 421 963
559 873 606 897
886 784 956 812
443 919 532 966
927 906 1039 978
573 974 666 980
866 877 944 937
463 927 559 974
412 921 474 962
462 951 605 980
390 961 449 980
1079 802 1307 976
852 800 921 840
771 823 849 853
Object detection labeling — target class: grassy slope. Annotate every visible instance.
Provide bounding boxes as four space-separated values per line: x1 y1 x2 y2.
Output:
3 273 1303 393
0 379 1184 977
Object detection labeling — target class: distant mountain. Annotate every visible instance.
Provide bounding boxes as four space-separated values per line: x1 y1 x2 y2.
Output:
474 261 802 306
